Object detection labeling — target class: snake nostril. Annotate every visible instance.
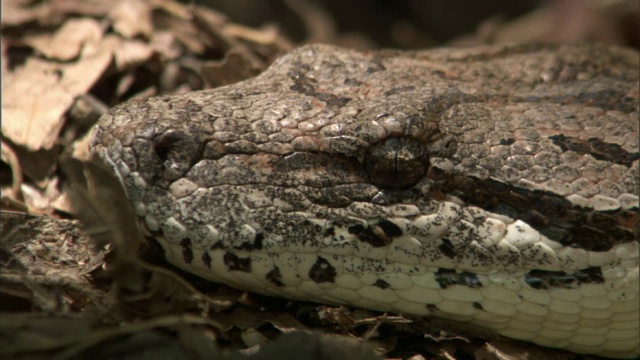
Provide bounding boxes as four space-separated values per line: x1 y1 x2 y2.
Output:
153 129 203 180
363 137 429 190
154 131 181 161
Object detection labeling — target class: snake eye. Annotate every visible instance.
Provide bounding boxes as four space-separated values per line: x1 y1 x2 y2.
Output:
363 137 429 189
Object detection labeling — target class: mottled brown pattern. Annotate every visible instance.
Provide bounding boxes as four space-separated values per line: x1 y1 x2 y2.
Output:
91 44 639 358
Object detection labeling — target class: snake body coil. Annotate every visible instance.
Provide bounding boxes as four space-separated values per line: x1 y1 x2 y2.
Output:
91 44 639 358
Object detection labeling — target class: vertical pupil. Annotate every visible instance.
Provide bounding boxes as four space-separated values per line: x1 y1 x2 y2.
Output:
363 137 429 189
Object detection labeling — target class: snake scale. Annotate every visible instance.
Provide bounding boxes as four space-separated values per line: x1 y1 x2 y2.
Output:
90 44 639 358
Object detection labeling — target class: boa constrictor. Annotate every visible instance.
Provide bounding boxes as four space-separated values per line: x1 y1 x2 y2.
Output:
90 44 639 358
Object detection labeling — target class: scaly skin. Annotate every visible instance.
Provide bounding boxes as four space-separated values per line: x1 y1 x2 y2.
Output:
91 44 639 358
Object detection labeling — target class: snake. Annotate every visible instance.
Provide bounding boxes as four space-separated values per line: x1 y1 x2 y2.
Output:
89 44 639 358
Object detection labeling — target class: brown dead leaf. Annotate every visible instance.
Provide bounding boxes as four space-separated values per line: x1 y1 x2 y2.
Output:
49 188 76 215
153 0 195 20
58 46 113 97
241 328 271 348
0 140 22 200
11 144 59 187
160 11 209 54
103 35 154 72
2 58 75 151
2 45 112 151
21 178 63 214
25 18 103 61
1 33 9 86
281 0 337 43
453 0 632 46
149 31 183 60
224 24 285 46
406 355 427 360
0 0 52 27
194 9 267 70
51 0 114 18
109 0 153 39
201 49 262 88
476 342 523 360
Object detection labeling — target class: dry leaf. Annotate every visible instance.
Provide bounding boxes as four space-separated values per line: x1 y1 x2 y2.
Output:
109 0 153 39
2 44 111 151
25 18 103 61
2 58 75 151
